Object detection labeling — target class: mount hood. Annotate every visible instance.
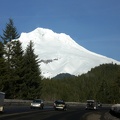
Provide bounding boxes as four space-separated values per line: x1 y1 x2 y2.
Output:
18 28 120 78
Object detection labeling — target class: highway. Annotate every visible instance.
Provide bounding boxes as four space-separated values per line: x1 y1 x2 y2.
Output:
0 105 115 120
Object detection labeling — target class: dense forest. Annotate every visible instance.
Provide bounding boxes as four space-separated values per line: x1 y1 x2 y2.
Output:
41 63 120 104
0 19 120 104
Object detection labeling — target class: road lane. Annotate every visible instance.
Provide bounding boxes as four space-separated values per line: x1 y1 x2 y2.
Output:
3 105 52 114
0 106 112 120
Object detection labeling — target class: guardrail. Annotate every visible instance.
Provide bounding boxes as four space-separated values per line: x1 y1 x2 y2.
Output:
4 99 113 107
4 99 32 106
4 99 32 103
4 99 86 106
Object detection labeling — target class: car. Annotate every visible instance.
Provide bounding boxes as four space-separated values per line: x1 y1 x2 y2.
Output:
53 100 67 111
85 100 98 110
110 104 120 116
30 99 44 109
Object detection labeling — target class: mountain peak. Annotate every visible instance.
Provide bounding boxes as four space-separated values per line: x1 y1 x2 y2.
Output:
18 27 120 78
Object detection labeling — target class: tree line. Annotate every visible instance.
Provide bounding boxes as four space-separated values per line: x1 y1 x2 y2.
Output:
41 63 120 104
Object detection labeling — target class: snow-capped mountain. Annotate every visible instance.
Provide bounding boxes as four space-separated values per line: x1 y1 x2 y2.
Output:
18 28 120 78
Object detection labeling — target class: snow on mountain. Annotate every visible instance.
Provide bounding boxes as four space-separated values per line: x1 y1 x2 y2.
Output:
18 28 120 78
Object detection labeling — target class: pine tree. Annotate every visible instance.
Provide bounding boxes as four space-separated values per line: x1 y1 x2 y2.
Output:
0 18 19 44
8 40 24 98
0 42 7 91
0 18 20 98
22 41 42 99
10 40 24 77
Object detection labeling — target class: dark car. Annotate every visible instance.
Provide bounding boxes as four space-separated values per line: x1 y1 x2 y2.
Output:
85 100 97 110
54 100 67 111
30 99 44 109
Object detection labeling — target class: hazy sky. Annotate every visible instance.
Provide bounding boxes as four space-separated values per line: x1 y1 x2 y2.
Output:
0 0 120 61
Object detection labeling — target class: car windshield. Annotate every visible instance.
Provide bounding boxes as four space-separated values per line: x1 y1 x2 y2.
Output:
33 100 41 103
87 101 94 104
55 101 65 104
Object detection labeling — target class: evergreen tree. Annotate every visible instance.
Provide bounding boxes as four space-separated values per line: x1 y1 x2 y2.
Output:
22 41 42 99
0 42 7 91
0 18 20 98
0 18 19 44
2 41 15 98
8 40 24 98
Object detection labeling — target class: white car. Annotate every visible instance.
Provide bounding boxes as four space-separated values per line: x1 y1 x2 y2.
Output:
30 99 44 109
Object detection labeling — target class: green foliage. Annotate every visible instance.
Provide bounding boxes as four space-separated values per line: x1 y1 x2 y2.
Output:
8 41 24 98
21 41 42 99
0 40 42 99
0 18 20 98
41 63 120 103
0 18 19 44
0 42 7 91
0 19 42 99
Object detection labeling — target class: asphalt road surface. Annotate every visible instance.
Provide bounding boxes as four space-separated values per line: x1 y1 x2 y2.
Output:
0 105 115 120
